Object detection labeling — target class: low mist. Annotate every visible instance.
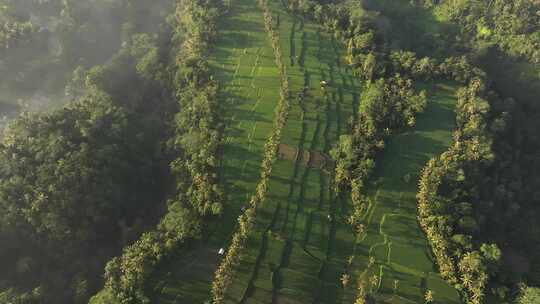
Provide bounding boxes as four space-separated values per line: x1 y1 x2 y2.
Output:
0 0 172 131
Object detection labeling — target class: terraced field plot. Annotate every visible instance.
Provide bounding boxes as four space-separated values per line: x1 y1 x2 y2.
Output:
222 3 362 304
351 83 461 303
149 1 282 302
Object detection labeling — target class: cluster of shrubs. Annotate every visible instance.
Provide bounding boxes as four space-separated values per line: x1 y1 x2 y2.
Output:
423 0 540 64
331 75 427 231
0 288 42 304
0 19 36 51
211 0 291 302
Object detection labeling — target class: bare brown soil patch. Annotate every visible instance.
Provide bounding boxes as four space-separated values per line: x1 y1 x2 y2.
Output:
278 143 298 161
278 144 333 169
308 150 334 168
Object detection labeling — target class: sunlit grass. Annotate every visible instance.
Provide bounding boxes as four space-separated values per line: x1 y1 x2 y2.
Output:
351 83 461 303
223 2 361 303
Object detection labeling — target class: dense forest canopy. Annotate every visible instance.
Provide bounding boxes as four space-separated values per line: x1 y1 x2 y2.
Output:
0 0 175 302
0 0 539 303
0 0 172 130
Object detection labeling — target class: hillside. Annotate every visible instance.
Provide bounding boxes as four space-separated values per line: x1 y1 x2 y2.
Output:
148 0 361 301
140 0 463 303
1 0 539 303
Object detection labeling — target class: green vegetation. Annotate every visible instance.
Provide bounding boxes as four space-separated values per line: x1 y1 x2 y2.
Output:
353 83 460 303
147 0 282 302
428 0 540 64
410 1 540 303
0 0 172 122
96 0 227 303
1 0 539 303
0 26 173 303
517 286 540 304
211 0 292 301
214 1 361 302
201 0 463 303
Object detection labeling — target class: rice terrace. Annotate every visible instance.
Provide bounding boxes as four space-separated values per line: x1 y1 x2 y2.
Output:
1 0 539 303
132 0 461 302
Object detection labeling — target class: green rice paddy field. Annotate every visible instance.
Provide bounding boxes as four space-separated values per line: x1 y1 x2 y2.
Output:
221 1 360 303
354 82 461 304
147 0 462 303
149 0 281 302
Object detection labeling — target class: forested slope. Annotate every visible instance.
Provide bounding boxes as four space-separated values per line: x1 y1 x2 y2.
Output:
0 20 174 304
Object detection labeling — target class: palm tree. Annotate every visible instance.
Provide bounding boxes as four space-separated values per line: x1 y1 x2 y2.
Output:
425 289 434 303
370 274 379 293
341 273 351 287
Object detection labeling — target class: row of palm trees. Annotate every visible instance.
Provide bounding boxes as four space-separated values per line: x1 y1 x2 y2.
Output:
417 74 495 304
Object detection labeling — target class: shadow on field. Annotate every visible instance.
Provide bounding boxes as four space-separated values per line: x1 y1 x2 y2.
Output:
358 83 460 303
374 90 456 181
219 31 253 50
385 215 427 246
220 90 273 121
